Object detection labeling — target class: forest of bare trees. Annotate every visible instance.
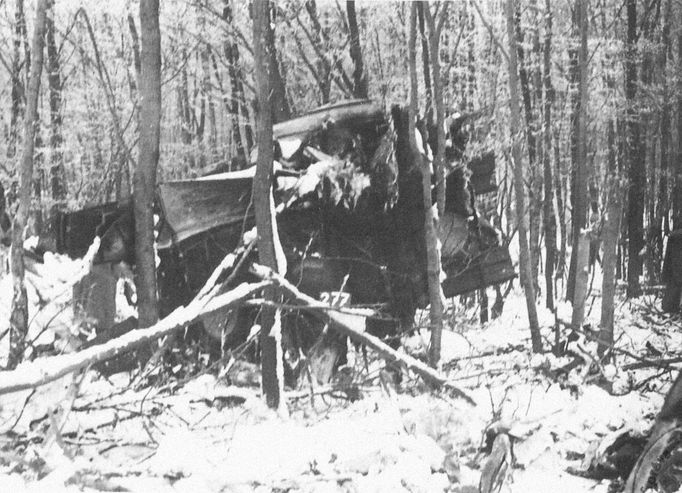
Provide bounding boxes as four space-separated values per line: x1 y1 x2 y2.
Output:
0 0 678 311
4 1 682 490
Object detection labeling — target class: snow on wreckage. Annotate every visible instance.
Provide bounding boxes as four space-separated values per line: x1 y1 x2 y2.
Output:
38 99 514 382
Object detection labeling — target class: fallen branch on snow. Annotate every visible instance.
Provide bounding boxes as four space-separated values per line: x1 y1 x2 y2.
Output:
250 263 476 405
0 280 269 396
0 250 475 406
135 249 248 377
623 356 682 371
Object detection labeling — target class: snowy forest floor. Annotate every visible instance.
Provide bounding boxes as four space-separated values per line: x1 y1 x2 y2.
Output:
0 251 679 492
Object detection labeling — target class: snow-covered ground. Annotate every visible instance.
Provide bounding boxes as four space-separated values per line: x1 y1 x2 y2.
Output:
0 248 678 492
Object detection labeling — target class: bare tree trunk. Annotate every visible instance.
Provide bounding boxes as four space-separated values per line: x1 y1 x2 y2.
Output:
542 0 556 311
372 30 387 106
554 127 567 281
626 0 644 298
8 0 26 161
640 13 657 284
8 0 48 370
222 0 252 163
253 0 285 410
416 2 432 120
571 231 590 330
566 0 589 303
479 289 489 324
204 46 218 162
31 124 44 236
20 0 29 83
645 124 658 281
408 3 444 368
655 0 672 271
514 6 540 296
675 5 682 230
505 0 542 353
529 1 543 299
127 14 141 89
599 119 623 359
178 53 195 170
346 1 368 99
566 42 579 295
122 14 140 199
195 54 206 151
136 0 161 329
424 5 448 219
265 1 290 123
197 45 210 169
46 6 65 203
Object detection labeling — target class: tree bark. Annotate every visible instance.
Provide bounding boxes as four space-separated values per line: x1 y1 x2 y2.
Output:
626 0 644 298
119 14 140 201
505 0 542 353
424 4 448 219
46 5 65 203
529 0 543 299
567 0 589 303
599 119 623 359
514 6 540 296
479 289 489 324
177 50 195 170
198 44 213 168
127 14 141 89
565 17 579 297
554 126 567 282
222 0 251 163
542 0 556 311
676 4 682 230
253 0 285 410
264 1 290 123
408 4 444 368
416 2 432 119
655 0 672 275
571 231 590 330
136 0 161 329
203 46 218 162
8 0 26 161
31 125 43 237
640 9 657 285
346 1 368 99
8 0 49 370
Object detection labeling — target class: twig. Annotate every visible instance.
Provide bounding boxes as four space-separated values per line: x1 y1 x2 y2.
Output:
624 356 682 371
443 344 527 366
559 320 682 372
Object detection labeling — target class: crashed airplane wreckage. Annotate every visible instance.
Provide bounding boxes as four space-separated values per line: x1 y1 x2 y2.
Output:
39 100 514 376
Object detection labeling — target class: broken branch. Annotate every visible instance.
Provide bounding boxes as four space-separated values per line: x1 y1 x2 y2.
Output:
0 281 269 396
250 263 476 405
